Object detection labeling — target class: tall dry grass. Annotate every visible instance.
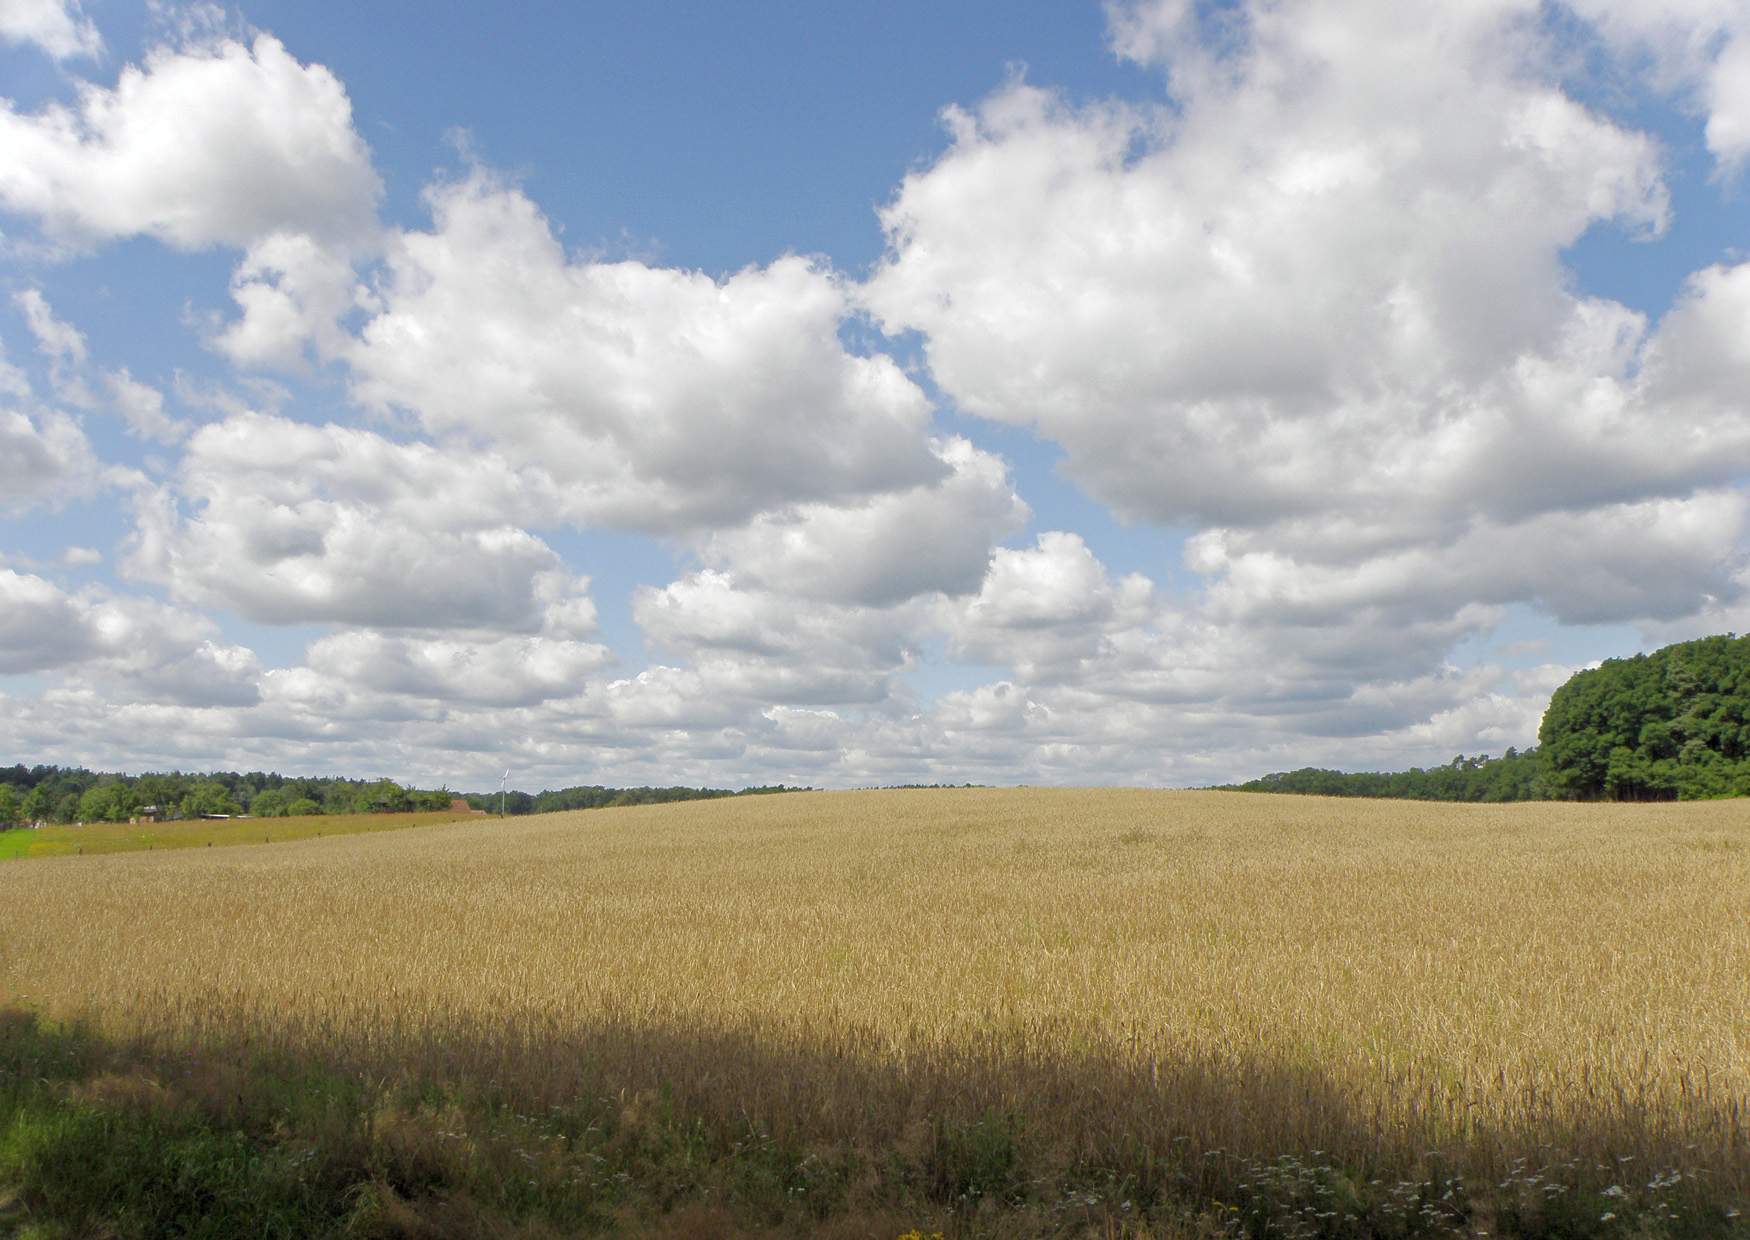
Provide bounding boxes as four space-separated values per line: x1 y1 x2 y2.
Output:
1 788 1745 1199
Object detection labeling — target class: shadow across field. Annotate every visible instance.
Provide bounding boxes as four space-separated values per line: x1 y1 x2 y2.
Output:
2 1005 1743 1239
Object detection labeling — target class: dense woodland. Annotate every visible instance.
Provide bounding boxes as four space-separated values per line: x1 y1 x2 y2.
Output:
1537 633 1750 800
1229 634 1750 802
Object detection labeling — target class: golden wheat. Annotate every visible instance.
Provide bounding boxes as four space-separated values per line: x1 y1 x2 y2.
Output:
1 788 1745 1190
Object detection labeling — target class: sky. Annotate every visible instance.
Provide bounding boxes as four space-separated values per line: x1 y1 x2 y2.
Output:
1 0 1747 792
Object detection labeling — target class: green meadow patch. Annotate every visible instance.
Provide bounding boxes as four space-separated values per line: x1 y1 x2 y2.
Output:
0 810 481 861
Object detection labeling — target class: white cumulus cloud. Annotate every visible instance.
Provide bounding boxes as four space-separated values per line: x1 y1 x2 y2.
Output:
123 412 581 632
1565 0 1750 172
0 406 96 514
304 630 611 709
0 34 381 250
0 0 100 61
0 568 260 705
348 171 942 533
866 0 1750 691
700 437 1026 607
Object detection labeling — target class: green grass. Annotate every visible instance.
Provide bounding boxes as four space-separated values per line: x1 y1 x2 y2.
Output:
0 1008 903 1239
0 810 483 861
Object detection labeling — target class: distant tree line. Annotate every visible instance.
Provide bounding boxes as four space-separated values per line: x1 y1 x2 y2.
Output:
459 784 808 816
0 767 811 830
1218 749 1546 802
1225 634 1750 803
0 766 453 828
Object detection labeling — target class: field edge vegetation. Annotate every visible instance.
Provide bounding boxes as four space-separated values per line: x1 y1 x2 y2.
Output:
3 1005 1743 1240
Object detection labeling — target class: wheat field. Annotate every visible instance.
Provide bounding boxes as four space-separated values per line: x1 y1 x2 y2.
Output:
2 788 1746 1233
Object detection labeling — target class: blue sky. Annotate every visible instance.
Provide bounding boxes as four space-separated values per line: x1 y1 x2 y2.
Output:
1 0 1747 790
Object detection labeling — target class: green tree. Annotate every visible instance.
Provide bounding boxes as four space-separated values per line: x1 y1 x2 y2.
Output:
364 779 410 813
248 787 294 817
285 797 323 817
180 780 242 818
323 783 364 814
133 773 183 813
0 784 20 827
76 784 130 823
1540 634 1750 800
